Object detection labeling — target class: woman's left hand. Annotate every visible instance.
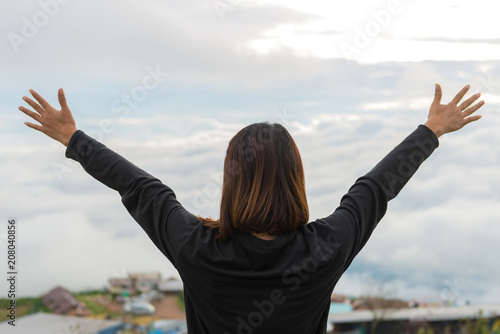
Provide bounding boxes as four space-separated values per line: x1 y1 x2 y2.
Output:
19 88 77 147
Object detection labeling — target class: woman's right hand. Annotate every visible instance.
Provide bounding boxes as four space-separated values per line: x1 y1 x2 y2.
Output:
424 84 485 138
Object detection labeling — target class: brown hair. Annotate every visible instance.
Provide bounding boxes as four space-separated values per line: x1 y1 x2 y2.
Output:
198 122 309 241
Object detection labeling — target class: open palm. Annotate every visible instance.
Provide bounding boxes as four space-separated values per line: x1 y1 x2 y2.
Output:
19 88 77 146
425 84 485 137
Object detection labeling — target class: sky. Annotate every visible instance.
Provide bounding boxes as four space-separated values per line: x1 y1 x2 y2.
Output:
0 0 499 307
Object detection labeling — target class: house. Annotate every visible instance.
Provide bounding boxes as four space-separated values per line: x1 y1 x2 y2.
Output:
129 272 162 293
42 286 91 316
328 303 500 333
109 272 163 294
108 277 133 294
158 277 183 294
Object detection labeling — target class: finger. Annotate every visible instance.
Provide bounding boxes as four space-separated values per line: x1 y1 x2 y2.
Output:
24 121 45 133
432 83 442 105
458 92 481 111
463 100 485 117
19 106 43 123
58 88 69 109
463 115 482 126
29 89 53 111
22 96 46 115
450 84 471 106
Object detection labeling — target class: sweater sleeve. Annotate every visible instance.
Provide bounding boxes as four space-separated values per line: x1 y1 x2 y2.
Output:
318 124 439 270
65 130 197 267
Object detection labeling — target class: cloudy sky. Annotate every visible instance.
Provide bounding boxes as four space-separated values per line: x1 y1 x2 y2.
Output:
1 0 499 307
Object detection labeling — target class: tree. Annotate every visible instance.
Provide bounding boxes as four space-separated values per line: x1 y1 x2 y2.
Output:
360 281 404 334
459 310 496 334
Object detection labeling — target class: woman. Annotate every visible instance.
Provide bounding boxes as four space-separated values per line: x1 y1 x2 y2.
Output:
19 84 484 333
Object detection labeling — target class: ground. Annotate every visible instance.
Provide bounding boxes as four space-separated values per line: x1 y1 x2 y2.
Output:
90 293 186 321
151 294 186 320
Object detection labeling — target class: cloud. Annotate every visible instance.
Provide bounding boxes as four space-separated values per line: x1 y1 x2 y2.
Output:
401 36 500 45
344 197 500 303
4 89 500 301
1 0 499 304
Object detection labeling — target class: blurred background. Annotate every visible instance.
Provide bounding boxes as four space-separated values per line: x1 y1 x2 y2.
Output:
1 0 499 308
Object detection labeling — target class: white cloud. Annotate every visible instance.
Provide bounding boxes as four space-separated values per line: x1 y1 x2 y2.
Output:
245 0 500 62
4 100 500 302
1 0 499 305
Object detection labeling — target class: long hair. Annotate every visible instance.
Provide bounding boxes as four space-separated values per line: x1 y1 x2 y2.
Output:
198 122 309 242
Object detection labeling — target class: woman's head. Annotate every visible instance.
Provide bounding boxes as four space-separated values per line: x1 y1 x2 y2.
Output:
199 122 309 241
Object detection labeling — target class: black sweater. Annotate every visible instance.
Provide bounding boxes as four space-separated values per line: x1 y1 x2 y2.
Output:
65 124 439 334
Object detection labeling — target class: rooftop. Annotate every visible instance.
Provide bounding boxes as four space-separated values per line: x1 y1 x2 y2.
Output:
0 312 120 333
329 304 500 323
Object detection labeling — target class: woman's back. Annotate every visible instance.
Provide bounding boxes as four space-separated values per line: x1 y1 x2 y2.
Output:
178 220 343 333
63 122 438 333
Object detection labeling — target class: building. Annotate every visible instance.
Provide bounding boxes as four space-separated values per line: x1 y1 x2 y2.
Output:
0 312 120 333
108 277 133 294
129 272 162 293
108 272 163 295
158 277 184 294
42 286 91 316
329 303 500 333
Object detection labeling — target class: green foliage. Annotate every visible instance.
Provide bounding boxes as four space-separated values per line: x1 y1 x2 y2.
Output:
0 297 50 317
176 291 185 312
75 295 109 315
72 288 109 296
0 289 121 319
74 293 121 317
459 310 496 334
416 327 435 334
71 289 120 317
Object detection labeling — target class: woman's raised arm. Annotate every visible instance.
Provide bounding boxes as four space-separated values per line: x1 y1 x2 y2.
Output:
19 88 197 266
318 83 485 271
